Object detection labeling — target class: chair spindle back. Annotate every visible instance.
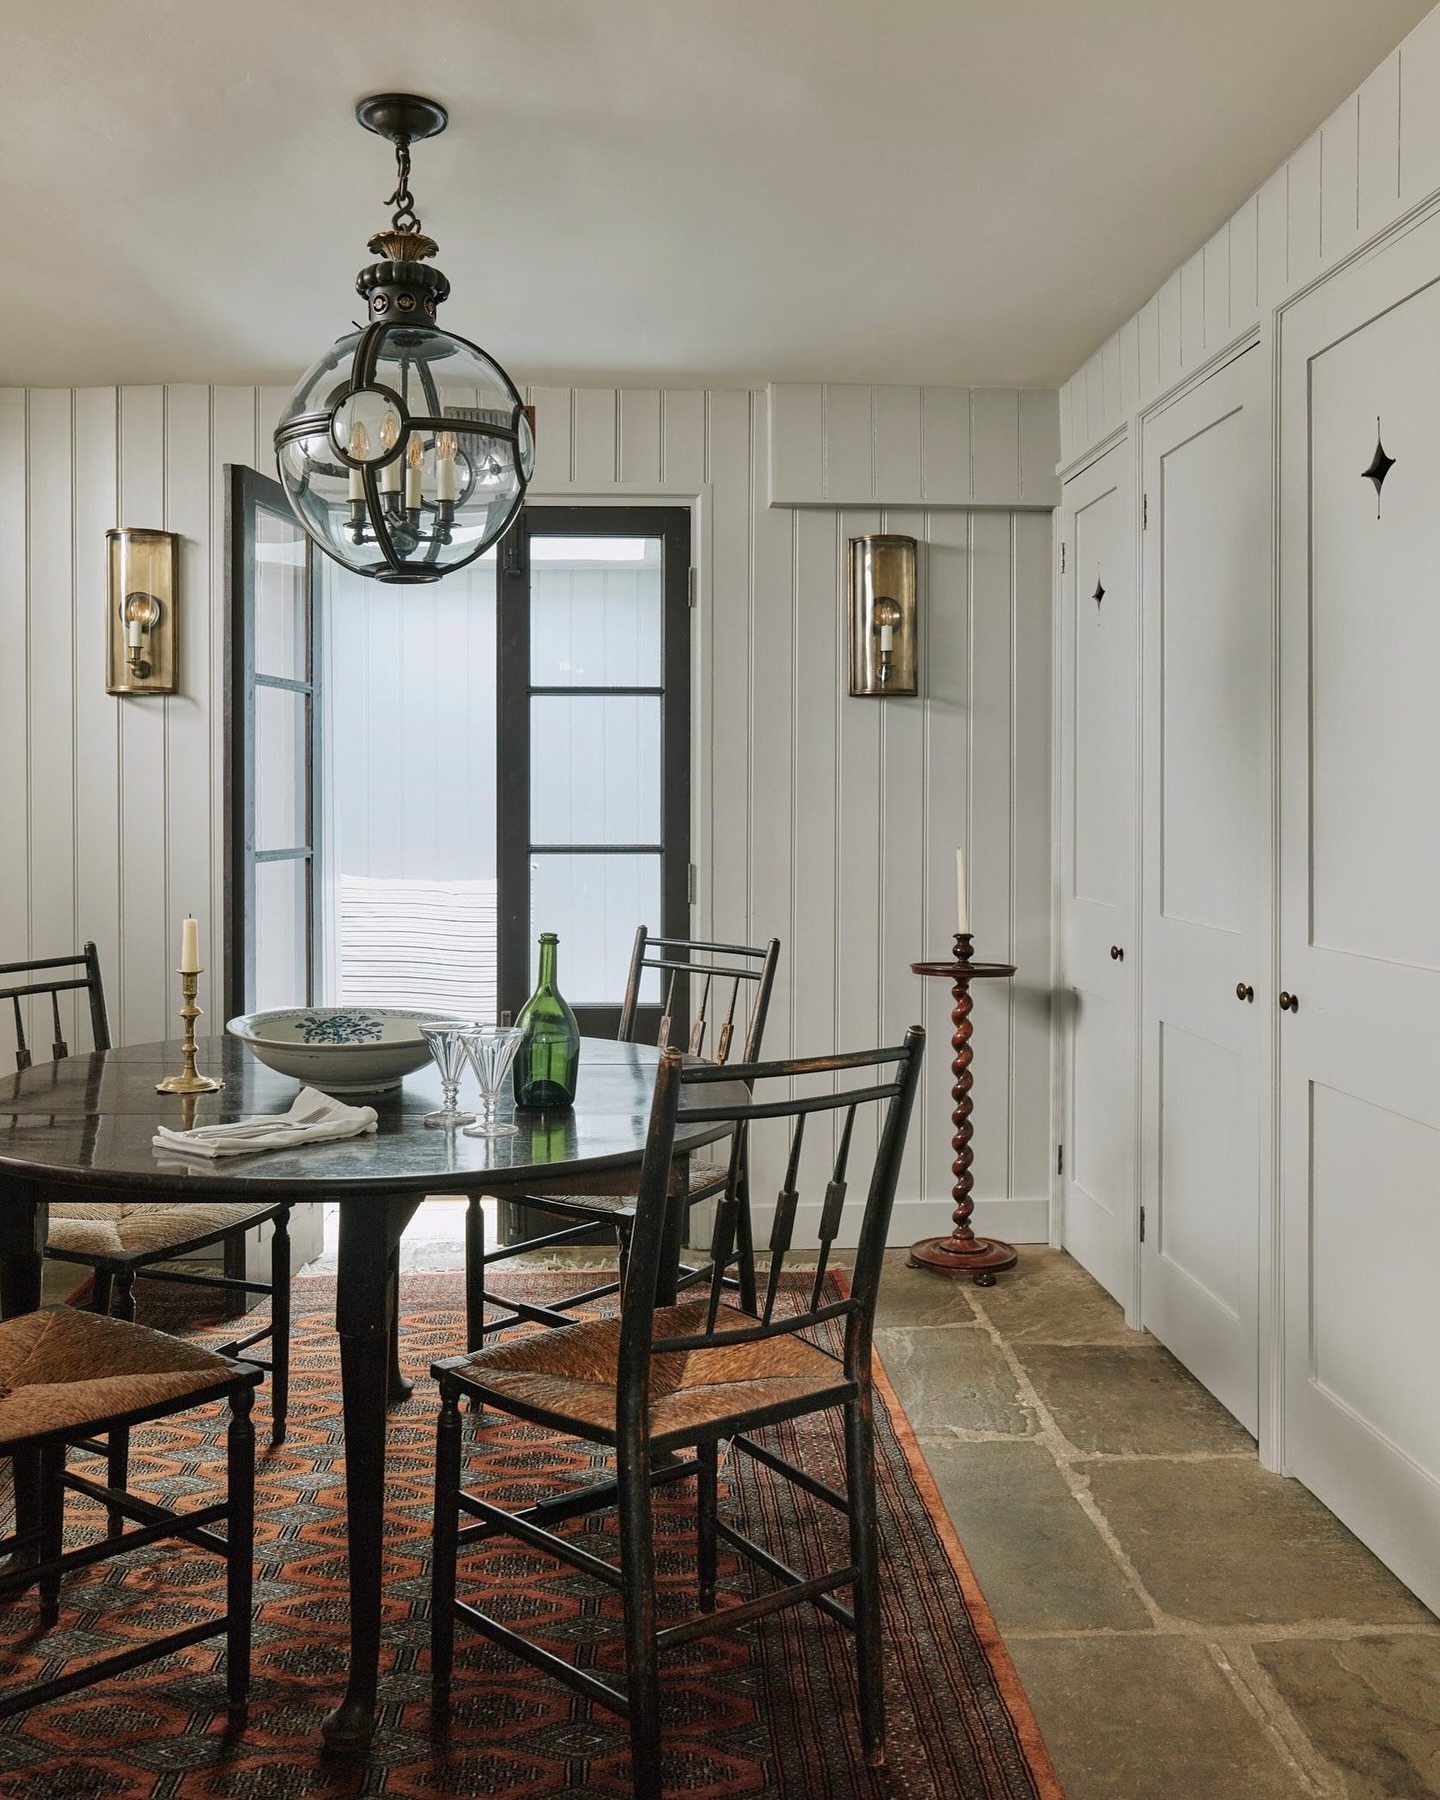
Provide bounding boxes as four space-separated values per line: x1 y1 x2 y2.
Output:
0 944 111 1071
617 929 780 1065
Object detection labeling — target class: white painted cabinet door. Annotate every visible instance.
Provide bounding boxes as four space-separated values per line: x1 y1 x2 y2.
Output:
1140 348 1270 1436
1279 222 1440 1613
1058 443 1139 1309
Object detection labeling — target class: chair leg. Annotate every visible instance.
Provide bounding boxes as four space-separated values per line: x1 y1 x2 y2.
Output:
464 1196 485 1354
106 1428 129 1541
697 1440 718 1612
618 1435 663 1800
845 1395 885 1770
112 1269 136 1323
226 1386 255 1719
430 1377 462 1699
37 1441 65 1629
90 1267 114 1317
268 1210 291 1446
734 1169 758 1316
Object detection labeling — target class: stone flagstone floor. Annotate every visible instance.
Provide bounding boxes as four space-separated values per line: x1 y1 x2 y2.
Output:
874 1246 1440 1800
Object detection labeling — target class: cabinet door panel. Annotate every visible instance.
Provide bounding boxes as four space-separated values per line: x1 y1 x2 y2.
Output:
1279 226 1440 1612
1059 443 1138 1308
1140 348 1269 1436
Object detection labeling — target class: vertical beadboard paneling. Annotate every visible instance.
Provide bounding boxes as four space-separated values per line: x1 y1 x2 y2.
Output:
1321 97 1361 266
72 388 121 1017
835 504 883 1163
1116 318 1141 422
1157 273 1183 389
878 506 928 1205
1230 195 1261 332
1180 253 1205 369
1203 226 1231 350
618 389 661 486
1257 166 1290 307
822 385 873 502
1400 10 1440 206
1288 132 1323 289
873 386 922 502
1010 511 1053 1203
705 391 753 941
1137 298 1161 400
1359 55 1402 237
572 388 619 487
164 387 215 1020
768 383 823 503
528 387 574 487
1084 355 1104 443
26 390 77 1041
117 386 169 1044
968 511 1015 1200
971 389 1020 505
1101 339 1123 434
789 508 842 1196
746 408 794 1053
660 390 707 490
919 509 969 1207
921 385 970 503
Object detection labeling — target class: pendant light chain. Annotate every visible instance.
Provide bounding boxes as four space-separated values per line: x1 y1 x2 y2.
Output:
386 137 422 236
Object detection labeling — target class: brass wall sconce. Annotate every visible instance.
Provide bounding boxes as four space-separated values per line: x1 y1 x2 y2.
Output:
107 527 179 695
848 533 918 697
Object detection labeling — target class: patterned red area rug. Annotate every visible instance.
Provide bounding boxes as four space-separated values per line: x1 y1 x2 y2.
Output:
0 1273 1060 1800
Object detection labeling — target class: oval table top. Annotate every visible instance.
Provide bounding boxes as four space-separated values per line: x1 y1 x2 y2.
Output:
0 1035 742 1198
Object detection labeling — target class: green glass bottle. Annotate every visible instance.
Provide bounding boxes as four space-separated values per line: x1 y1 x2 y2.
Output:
513 932 580 1110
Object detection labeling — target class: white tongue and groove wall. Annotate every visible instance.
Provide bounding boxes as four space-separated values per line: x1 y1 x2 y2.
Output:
0 381 1059 1256
1054 3 1440 1614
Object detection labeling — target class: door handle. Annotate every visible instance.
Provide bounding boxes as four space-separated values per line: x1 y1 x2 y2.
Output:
1110 945 1124 961
1278 991 1298 1013
1236 983 1254 1002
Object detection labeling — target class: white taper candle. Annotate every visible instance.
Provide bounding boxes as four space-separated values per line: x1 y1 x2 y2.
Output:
956 849 969 935
180 914 200 973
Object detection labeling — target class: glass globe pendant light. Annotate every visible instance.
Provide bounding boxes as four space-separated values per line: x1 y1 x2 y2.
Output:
273 94 534 584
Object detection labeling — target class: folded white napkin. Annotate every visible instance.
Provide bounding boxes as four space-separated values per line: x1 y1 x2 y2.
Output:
152 1087 378 1159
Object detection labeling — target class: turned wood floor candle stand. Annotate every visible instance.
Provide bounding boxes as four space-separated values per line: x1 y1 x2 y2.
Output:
909 932 1018 1287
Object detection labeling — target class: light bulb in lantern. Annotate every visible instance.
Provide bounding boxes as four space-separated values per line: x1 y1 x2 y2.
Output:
436 430 458 502
347 419 369 500
378 408 401 493
405 431 424 509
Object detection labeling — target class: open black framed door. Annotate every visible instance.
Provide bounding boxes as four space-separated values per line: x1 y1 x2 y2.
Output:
496 506 691 1038
224 464 323 1021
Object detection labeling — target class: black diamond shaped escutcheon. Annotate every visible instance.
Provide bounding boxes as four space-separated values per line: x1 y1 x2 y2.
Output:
1092 579 1105 607
1362 418 1395 516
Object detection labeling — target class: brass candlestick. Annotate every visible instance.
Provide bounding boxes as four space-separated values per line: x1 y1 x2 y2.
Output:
156 967 223 1095
908 931 1017 1286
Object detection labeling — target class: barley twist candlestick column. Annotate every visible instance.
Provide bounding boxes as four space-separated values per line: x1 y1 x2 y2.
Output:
908 932 1017 1286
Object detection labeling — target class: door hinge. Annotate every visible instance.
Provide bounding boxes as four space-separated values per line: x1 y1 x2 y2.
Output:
1060 542 1066 574
1056 1143 1064 1176
688 567 698 608
1142 493 1149 530
1139 1204 1146 1243
687 863 698 906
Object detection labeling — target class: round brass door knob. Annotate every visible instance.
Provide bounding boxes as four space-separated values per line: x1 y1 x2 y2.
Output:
1279 991 1298 1012
1236 983 1254 1002
1110 945 1124 961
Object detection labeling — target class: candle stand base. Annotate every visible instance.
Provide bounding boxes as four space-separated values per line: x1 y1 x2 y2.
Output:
156 967 224 1096
909 931 1018 1290
907 1232 1018 1287
156 1070 223 1096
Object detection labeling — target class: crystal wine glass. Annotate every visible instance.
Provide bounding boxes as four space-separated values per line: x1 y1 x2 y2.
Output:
462 1025 523 1137
421 1023 477 1128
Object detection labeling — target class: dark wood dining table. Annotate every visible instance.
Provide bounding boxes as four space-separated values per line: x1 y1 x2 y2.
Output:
0 1033 742 1752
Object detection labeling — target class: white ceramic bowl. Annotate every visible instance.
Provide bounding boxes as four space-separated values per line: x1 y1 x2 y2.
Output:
226 1006 466 1094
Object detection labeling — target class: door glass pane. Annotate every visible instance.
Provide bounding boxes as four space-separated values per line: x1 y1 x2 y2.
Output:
529 537 662 687
254 856 309 1009
255 509 308 680
530 696 661 845
255 684 309 852
322 552 499 1013
529 853 661 1003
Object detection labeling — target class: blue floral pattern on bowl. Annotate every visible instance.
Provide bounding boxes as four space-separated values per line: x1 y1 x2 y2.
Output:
297 1009 384 1045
